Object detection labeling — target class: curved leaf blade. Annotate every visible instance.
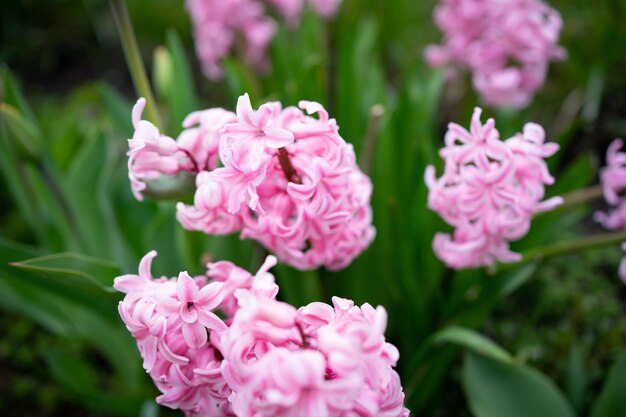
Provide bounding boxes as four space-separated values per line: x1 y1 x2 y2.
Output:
463 352 576 417
590 355 626 417
435 326 513 363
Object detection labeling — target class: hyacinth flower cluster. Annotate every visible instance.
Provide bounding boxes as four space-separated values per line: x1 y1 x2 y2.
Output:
594 138 626 283
186 0 343 80
127 94 375 271
425 0 566 108
425 108 562 269
114 252 409 417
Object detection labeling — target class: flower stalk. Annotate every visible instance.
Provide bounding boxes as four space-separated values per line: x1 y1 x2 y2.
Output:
361 104 385 175
519 229 626 263
556 184 605 209
277 147 300 183
110 0 163 129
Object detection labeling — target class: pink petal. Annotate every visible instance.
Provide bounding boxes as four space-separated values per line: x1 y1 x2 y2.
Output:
176 271 199 303
182 320 208 349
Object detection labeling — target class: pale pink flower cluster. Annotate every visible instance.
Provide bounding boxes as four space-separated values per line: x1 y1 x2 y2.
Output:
594 139 626 283
425 0 566 108
127 98 234 201
127 94 375 271
594 139 626 230
186 0 343 80
425 108 562 269
115 252 409 417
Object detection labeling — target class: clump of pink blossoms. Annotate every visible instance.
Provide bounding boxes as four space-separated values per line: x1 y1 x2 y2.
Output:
186 0 343 80
126 93 375 271
114 252 409 416
425 0 566 108
594 138 626 283
425 107 562 269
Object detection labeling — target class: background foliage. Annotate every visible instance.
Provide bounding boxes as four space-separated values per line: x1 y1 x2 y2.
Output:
1 0 625 416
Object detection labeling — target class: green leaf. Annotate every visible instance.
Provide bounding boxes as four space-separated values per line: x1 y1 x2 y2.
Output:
9 252 120 293
566 345 587 414
590 355 626 417
0 103 42 160
463 352 576 417
1 66 37 126
44 348 99 392
45 349 146 417
98 82 133 134
165 29 198 131
434 326 513 363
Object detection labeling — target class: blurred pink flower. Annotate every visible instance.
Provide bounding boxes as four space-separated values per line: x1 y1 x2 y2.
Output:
185 0 343 80
426 108 561 269
595 139 626 230
425 0 566 108
620 242 626 284
594 139 626 283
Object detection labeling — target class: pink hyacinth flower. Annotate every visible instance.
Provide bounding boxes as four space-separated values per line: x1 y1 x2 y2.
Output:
155 272 226 349
594 139 626 284
127 98 195 200
425 0 566 108
223 93 295 171
426 108 561 269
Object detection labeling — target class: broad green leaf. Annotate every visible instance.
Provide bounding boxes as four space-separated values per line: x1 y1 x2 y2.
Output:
65 131 115 257
463 352 576 417
98 82 133 134
9 252 120 293
223 58 256 103
0 249 146 399
0 273 78 336
590 355 626 417
44 349 99 392
566 345 587 414
44 349 146 417
0 103 41 160
165 29 198 131
434 326 513 363
0 130 46 242
0 66 37 126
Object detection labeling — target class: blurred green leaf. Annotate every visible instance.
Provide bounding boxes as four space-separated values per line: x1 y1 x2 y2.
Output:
590 355 626 417
434 326 513 363
154 29 199 133
10 252 120 293
0 66 38 126
463 352 576 417
0 103 41 160
223 58 257 103
566 345 587 415
44 348 146 416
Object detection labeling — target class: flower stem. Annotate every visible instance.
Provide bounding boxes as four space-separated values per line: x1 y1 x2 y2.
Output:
557 184 605 210
360 104 385 175
278 147 300 183
519 229 626 264
110 0 163 129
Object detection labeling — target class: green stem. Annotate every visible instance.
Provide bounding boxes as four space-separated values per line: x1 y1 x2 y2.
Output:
360 104 385 175
519 229 626 264
557 184 605 210
110 0 163 129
